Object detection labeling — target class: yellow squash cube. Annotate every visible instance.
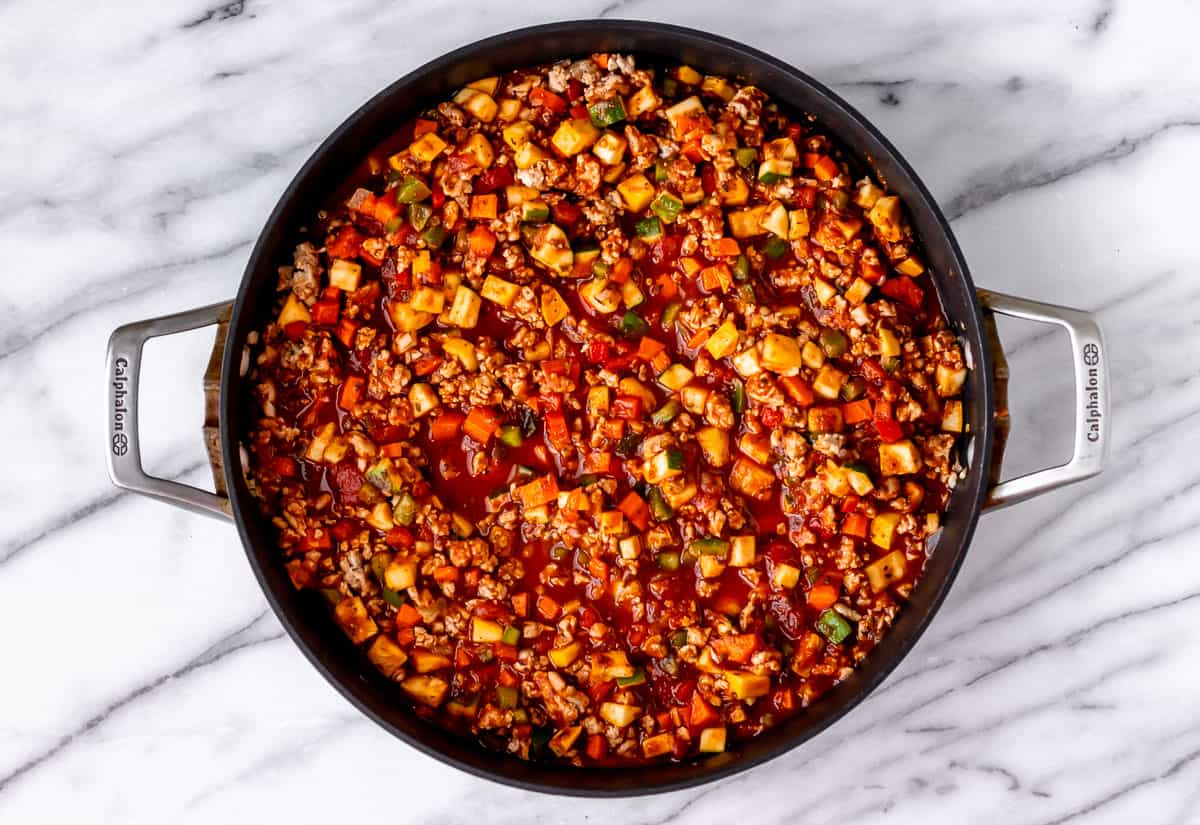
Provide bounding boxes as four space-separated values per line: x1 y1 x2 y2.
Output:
617 173 655 212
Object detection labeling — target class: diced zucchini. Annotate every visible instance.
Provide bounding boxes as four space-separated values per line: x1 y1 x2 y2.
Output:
541 287 570 326
760 333 804 374
698 554 725 579
738 434 771 465
503 121 535 149
697 426 730 468
549 641 582 668
772 562 801 589
729 456 775 499
442 337 477 371
593 131 628 165
453 87 498 122
726 671 770 700
788 209 810 240
731 348 763 377
665 96 705 135
878 325 902 357
588 97 627 128
729 536 756 568
728 206 767 238
936 364 968 397
845 277 872 305
587 385 610 415
815 609 853 644
635 215 663 238
660 479 697 510
410 650 452 673
333 596 378 644
698 726 727 753
382 556 416 590
466 76 499 95
705 319 740 359
759 200 789 238
445 286 482 328
763 137 799 161
878 440 922 475
514 141 548 170
868 195 904 242
942 399 964 433
548 725 583 757
896 256 925 276
400 675 449 707
617 174 656 212
471 617 504 643
626 85 661 117
644 450 682 485
813 365 847 400
329 259 362 292
621 279 645 309
278 293 311 327
408 383 440 418
526 223 574 274
801 340 826 369
680 385 711 415
870 511 902 549
551 118 600 156
461 133 494 168
599 702 641 727
409 285 445 314
845 464 874 495
521 201 550 222
758 158 793 184
812 276 837 305
650 192 684 224
658 363 694 391
591 650 634 680
618 535 642 560
701 74 734 100
407 132 448 163
367 635 408 678
866 550 908 592
481 274 520 307
719 173 750 205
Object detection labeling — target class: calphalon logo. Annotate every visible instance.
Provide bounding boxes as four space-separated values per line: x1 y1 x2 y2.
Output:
112 357 130 456
1082 343 1102 442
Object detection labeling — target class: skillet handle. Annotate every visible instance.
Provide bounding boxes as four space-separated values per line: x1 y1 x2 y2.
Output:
978 290 1109 510
105 302 235 520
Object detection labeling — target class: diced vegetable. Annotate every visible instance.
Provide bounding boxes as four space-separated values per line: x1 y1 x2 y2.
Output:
599 702 641 727
401 675 449 707
866 550 907 591
551 118 601 156
726 671 770 699
697 426 730 467
763 237 789 259
635 216 663 238
650 192 684 223
815 609 853 644
870 512 901 549
617 174 656 212
446 286 482 328
588 98 627 128
878 440 922 475
698 726 727 753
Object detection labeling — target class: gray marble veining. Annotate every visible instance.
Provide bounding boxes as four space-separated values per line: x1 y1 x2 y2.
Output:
3 1 1198 822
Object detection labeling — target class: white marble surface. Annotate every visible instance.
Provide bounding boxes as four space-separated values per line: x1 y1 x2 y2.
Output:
3 0 1198 822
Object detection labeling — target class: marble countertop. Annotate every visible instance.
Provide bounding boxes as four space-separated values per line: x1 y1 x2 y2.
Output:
3 1 1198 822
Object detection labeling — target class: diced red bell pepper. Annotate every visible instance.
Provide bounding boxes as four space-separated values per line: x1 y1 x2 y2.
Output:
311 300 339 326
430 411 465 442
476 165 513 194
544 411 571 451
529 86 567 114
880 275 925 309
335 319 358 349
413 118 439 138
338 376 365 411
842 513 869 539
611 395 643 420
468 224 497 259
874 417 904 443
463 407 503 444
326 225 364 259
617 491 651 531
780 376 815 407
283 321 307 341
567 79 585 102
569 104 589 120
843 398 873 424
272 456 297 478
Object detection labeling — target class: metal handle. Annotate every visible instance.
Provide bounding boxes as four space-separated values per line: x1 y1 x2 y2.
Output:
106 302 235 520
978 290 1109 509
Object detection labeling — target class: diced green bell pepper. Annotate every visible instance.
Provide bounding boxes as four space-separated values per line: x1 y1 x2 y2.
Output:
816 608 853 644
690 537 729 557
498 425 524 447
650 399 681 427
655 550 681 571
588 98 627 128
407 202 432 231
763 237 788 259
650 192 684 224
648 486 673 521
620 310 649 339
395 176 432 203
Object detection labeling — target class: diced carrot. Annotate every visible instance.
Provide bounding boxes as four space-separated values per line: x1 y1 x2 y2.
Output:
710 633 759 664
780 375 815 406
807 583 839 611
511 592 529 617
536 594 560 620
650 351 671 373
699 264 732 292
413 118 439 138
469 194 498 220
601 418 625 439
395 627 415 647
617 491 651 531
338 376 365 411
570 103 589 120
584 451 613 474
529 86 567 114
463 406 502 444
588 557 609 580
813 155 840 182
843 398 873 424
544 411 572 451
686 328 711 349
586 734 607 760
679 256 702 277
498 668 520 687
656 272 679 300
385 527 414 549
803 152 821 168
690 692 719 728
326 225 364 259
468 224 497 259
373 191 401 224
433 565 459 583
312 300 339 326
396 603 423 627
611 257 633 284
593 53 609 69
455 647 473 668
381 441 407 458
843 513 869 538
412 355 442 376
637 337 666 360
707 237 740 257
335 318 358 348
516 474 560 509
430 411 465 442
